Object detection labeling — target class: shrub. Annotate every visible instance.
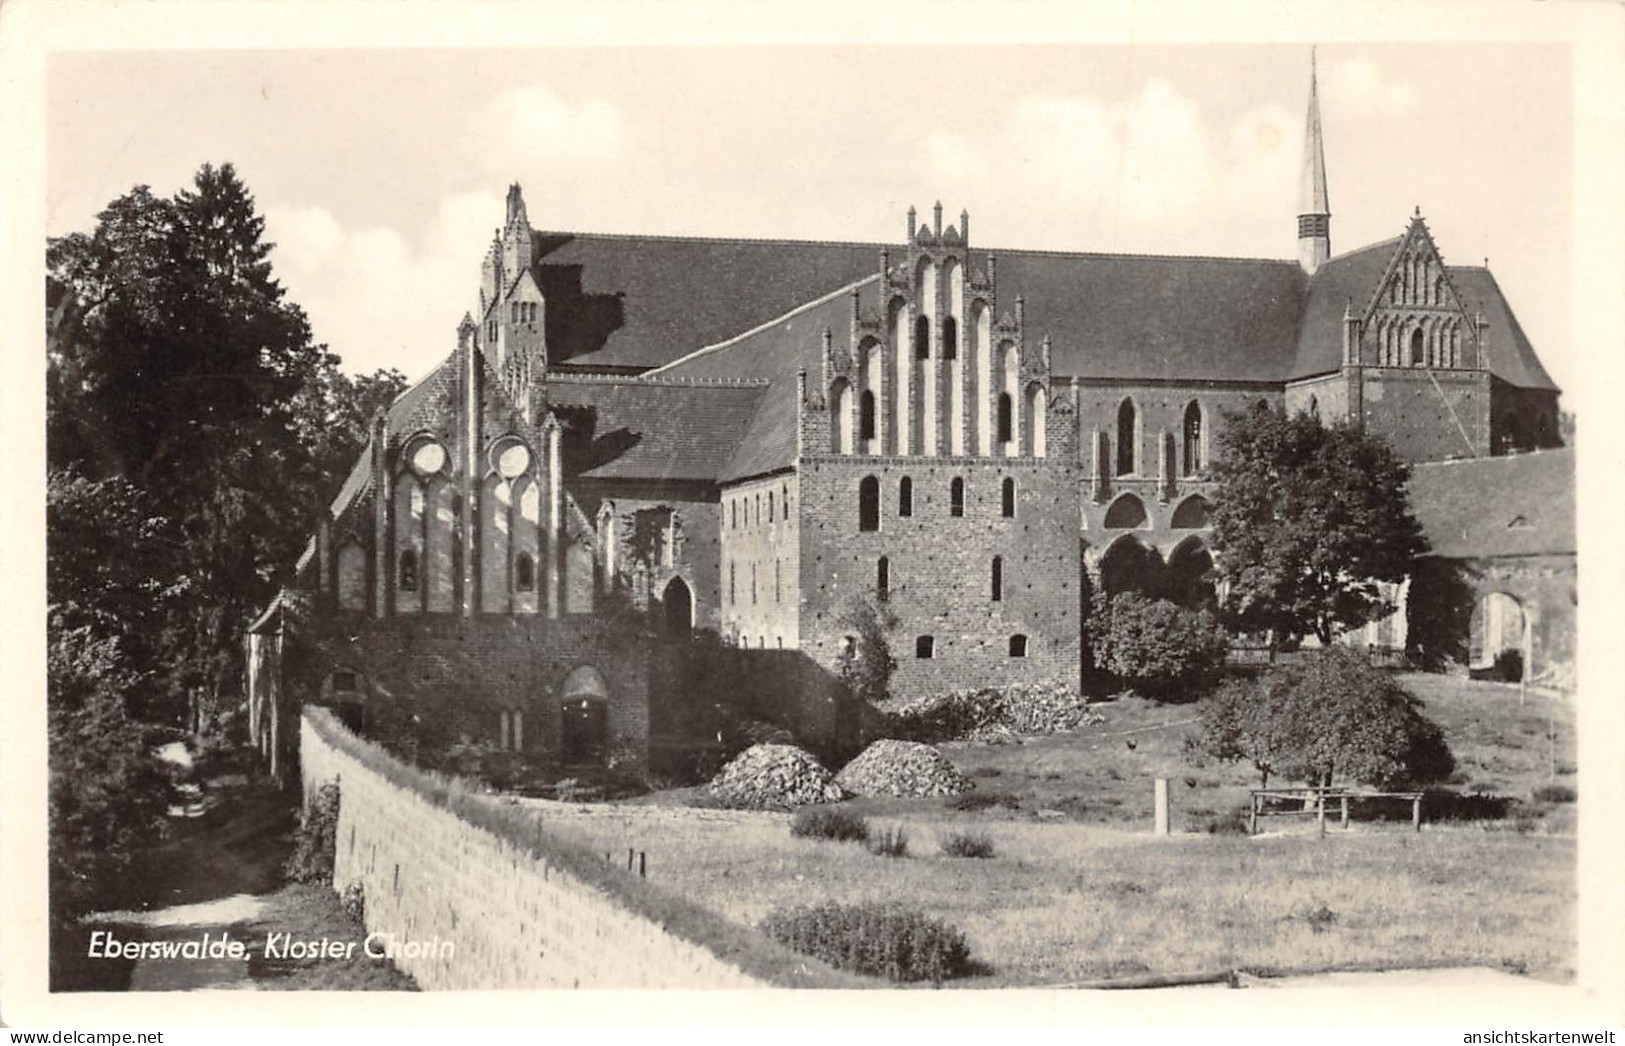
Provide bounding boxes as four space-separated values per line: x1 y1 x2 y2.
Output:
760 902 973 984
867 824 908 858
940 831 995 858
1087 592 1229 697
284 782 340 885
1532 784 1576 804
790 806 869 842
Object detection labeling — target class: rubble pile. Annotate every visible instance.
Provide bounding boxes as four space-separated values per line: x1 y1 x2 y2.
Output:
835 739 973 798
707 744 847 811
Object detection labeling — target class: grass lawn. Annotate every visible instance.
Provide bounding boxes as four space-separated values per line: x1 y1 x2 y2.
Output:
544 672 1576 987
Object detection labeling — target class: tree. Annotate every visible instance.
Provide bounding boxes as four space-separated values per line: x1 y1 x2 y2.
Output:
47 163 384 723
835 593 899 707
48 624 175 919
1208 405 1427 646
1087 591 1230 697
1189 647 1453 789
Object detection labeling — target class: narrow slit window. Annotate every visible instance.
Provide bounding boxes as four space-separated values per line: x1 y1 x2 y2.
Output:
899 477 913 517
950 477 965 518
1001 477 1015 518
991 556 1003 602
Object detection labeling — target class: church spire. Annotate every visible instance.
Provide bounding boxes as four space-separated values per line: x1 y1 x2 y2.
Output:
1297 47 1331 274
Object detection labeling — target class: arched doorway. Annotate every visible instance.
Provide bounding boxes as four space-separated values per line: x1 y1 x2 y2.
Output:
1470 591 1528 681
559 666 611 766
662 576 693 637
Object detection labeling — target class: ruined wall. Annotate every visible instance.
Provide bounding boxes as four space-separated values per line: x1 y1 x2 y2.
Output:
299 708 793 989
1407 553 1576 689
294 614 651 770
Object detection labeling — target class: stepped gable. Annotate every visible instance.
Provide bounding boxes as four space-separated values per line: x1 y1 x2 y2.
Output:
1406 447 1573 559
1291 237 1558 391
543 374 770 483
651 278 874 483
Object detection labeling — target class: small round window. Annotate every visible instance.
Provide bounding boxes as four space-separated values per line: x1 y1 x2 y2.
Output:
494 441 531 479
409 440 446 476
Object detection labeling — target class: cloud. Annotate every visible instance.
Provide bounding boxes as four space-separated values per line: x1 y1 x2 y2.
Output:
913 80 1309 257
266 190 503 380
478 84 628 169
1322 58 1415 118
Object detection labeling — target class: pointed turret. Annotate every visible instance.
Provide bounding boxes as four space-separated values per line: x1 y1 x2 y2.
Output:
1297 48 1332 274
501 183 533 281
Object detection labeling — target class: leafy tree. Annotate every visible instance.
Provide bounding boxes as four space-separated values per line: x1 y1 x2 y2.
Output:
836 593 899 707
1208 405 1426 646
1087 591 1229 697
48 624 175 919
47 162 389 723
1189 647 1453 789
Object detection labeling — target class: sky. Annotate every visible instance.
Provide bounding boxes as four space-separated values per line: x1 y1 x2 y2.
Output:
46 43 1574 394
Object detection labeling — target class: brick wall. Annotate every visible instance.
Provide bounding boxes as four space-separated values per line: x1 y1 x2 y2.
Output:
719 472 801 649
798 456 1082 697
577 481 722 633
1407 553 1576 688
1359 368 1490 462
296 614 651 770
299 709 775 989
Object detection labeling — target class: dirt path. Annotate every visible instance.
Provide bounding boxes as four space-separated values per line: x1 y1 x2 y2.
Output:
59 753 413 992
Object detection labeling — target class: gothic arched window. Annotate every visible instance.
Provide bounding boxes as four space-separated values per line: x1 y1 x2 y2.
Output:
997 394 1014 444
950 477 965 518
1001 477 1016 518
398 549 418 592
1410 328 1425 367
898 477 913 517
1116 399 1138 477
858 476 880 532
515 552 535 592
1182 401 1203 477
859 389 876 442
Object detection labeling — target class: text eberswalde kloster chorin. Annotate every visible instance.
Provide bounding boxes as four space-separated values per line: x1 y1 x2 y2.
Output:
84 929 455 962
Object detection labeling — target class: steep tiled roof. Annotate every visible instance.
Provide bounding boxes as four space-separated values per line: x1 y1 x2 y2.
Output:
1406 447 1574 559
996 250 1307 382
540 230 1310 384
1290 238 1558 391
543 376 769 483
1451 268 1557 391
652 279 869 481
531 232 881 371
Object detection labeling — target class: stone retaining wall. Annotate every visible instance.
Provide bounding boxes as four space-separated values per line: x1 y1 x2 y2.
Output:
300 707 794 989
